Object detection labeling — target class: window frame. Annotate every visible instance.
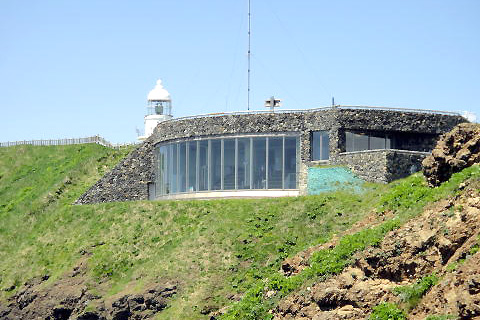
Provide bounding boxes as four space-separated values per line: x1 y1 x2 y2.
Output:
154 133 300 196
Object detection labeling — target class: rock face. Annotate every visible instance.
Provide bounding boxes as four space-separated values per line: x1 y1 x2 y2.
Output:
423 122 480 186
273 179 480 319
0 258 177 320
105 284 177 320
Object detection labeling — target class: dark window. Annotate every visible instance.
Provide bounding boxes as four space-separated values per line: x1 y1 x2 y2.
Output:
267 137 283 189
284 137 298 189
345 131 391 152
223 139 236 190
179 142 187 192
252 137 267 189
312 131 329 160
198 140 208 191
237 138 251 189
210 139 222 190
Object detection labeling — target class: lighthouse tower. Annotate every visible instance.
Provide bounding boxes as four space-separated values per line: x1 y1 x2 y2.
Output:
138 79 173 141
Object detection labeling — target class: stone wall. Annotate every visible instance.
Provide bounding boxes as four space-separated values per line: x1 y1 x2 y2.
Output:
386 150 428 181
76 108 465 203
336 150 389 183
149 110 337 163
334 109 464 154
336 109 462 133
336 149 429 183
75 140 155 204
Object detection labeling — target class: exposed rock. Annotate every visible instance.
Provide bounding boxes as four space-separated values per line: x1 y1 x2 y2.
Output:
423 122 480 186
0 257 177 320
410 254 480 319
106 284 176 320
273 181 480 319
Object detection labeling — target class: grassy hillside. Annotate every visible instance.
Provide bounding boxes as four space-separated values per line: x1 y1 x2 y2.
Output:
0 144 131 287
1 144 478 319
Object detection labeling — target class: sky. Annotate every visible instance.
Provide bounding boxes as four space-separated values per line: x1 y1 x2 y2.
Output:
1 0 479 143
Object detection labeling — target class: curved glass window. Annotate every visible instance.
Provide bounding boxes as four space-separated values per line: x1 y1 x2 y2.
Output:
154 134 299 197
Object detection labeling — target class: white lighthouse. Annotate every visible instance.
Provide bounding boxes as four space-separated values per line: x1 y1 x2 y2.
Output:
138 79 173 141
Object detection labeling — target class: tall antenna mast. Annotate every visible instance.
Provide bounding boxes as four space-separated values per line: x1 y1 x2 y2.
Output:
247 0 251 110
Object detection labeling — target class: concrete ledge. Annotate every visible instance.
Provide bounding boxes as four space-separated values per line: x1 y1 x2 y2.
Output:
339 149 431 156
155 189 300 200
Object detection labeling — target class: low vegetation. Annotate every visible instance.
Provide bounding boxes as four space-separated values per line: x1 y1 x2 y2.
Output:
393 273 439 310
1 144 479 319
369 302 406 320
425 315 457 320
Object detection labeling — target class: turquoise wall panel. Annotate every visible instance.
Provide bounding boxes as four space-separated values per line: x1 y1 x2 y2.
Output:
307 166 363 195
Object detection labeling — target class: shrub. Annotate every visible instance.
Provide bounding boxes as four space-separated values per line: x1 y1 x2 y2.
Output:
393 273 439 310
425 315 457 320
369 302 406 320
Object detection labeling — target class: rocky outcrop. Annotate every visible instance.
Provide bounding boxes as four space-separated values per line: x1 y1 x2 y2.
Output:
103 284 177 320
423 122 480 186
273 179 480 319
0 258 177 320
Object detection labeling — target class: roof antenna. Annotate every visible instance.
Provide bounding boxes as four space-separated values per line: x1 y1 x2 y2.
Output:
247 0 251 110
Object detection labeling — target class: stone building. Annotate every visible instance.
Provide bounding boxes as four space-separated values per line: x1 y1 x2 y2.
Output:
76 106 466 204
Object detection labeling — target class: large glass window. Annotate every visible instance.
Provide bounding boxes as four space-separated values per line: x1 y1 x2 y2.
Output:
345 131 391 152
165 145 172 194
188 142 197 192
223 139 236 190
198 140 208 191
268 137 283 189
370 134 386 150
169 144 177 194
252 138 267 189
179 142 187 192
210 140 222 190
311 131 330 160
156 145 168 197
237 138 251 189
154 134 299 197
284 137 298 189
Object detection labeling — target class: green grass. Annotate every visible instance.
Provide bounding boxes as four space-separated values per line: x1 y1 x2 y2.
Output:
393 273 439 310
221 219 401 320
377 165 480 220
0 144 388 319
0 144 132 289
220 167 480 320
369 302 406 320
425 315 457 320
0 145 478 320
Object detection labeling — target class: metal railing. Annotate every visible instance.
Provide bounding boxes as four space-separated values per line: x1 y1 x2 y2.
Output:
0 135 138 149
336 105 460 116
162 105 461 124
339 148 431 156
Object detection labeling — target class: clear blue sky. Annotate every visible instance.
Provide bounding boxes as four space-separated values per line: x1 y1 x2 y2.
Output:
1 0 479 143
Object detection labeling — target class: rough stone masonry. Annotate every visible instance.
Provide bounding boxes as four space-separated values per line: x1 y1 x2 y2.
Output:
76 107 465 204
